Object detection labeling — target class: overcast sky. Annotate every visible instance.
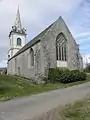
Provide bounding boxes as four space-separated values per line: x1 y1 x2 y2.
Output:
0 0 90 67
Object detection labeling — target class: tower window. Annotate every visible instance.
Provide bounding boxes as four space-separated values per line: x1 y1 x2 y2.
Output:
17 38 22 46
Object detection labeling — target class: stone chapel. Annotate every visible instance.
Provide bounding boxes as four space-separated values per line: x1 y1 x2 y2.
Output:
7 8 83 81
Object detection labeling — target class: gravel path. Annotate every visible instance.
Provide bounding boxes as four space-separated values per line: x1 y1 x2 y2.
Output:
0 82 90 120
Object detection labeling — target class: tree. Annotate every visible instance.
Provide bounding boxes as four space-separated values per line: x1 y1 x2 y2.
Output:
85 63 90 72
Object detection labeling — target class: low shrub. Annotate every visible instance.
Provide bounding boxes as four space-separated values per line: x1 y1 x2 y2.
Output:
48 68 86 84
71 70 86 81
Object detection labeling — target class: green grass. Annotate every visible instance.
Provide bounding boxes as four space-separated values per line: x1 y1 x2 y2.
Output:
59 96 90 120
0 73 90 101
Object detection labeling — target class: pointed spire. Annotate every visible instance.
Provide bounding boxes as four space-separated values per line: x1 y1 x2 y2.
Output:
14 5 22 31
9 5 26 37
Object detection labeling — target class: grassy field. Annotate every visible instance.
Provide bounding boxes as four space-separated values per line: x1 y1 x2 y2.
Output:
0 74 90 101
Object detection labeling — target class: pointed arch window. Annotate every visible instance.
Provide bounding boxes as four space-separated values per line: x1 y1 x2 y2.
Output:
17 38 22 46
29 48 34 67
56 33 67 61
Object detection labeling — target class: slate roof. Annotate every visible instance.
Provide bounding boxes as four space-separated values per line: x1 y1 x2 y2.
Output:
9 21 54 61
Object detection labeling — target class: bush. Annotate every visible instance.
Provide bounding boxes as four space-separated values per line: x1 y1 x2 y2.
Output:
48 68 86 84
71 70 86 82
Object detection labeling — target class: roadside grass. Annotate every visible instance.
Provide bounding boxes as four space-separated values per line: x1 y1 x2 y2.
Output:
35 95 90 120
59 96 90 120
0 73 90 101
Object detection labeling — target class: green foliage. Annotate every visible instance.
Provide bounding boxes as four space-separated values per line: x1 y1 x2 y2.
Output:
84 63 90 73
71 70 86 82
48 68 86 83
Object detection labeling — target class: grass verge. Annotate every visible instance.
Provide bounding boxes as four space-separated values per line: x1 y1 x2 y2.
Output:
33 95 90 120
0 73 90 101
59 96 90 120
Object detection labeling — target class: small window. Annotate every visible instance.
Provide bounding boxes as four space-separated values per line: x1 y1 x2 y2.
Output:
28 48 34 68
30 48 34 67
15 58 17 72
17 38 22 46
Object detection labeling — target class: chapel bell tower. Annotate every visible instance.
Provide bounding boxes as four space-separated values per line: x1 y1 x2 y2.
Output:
8 6 26 59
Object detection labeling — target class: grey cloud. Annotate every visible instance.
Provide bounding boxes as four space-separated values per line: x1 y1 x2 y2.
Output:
0 46 8 60
0 0 3 2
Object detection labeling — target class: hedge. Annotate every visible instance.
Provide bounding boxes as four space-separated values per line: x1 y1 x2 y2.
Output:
48 68 86 83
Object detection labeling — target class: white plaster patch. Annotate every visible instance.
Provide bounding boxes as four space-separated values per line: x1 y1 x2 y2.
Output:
57 61 68 67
